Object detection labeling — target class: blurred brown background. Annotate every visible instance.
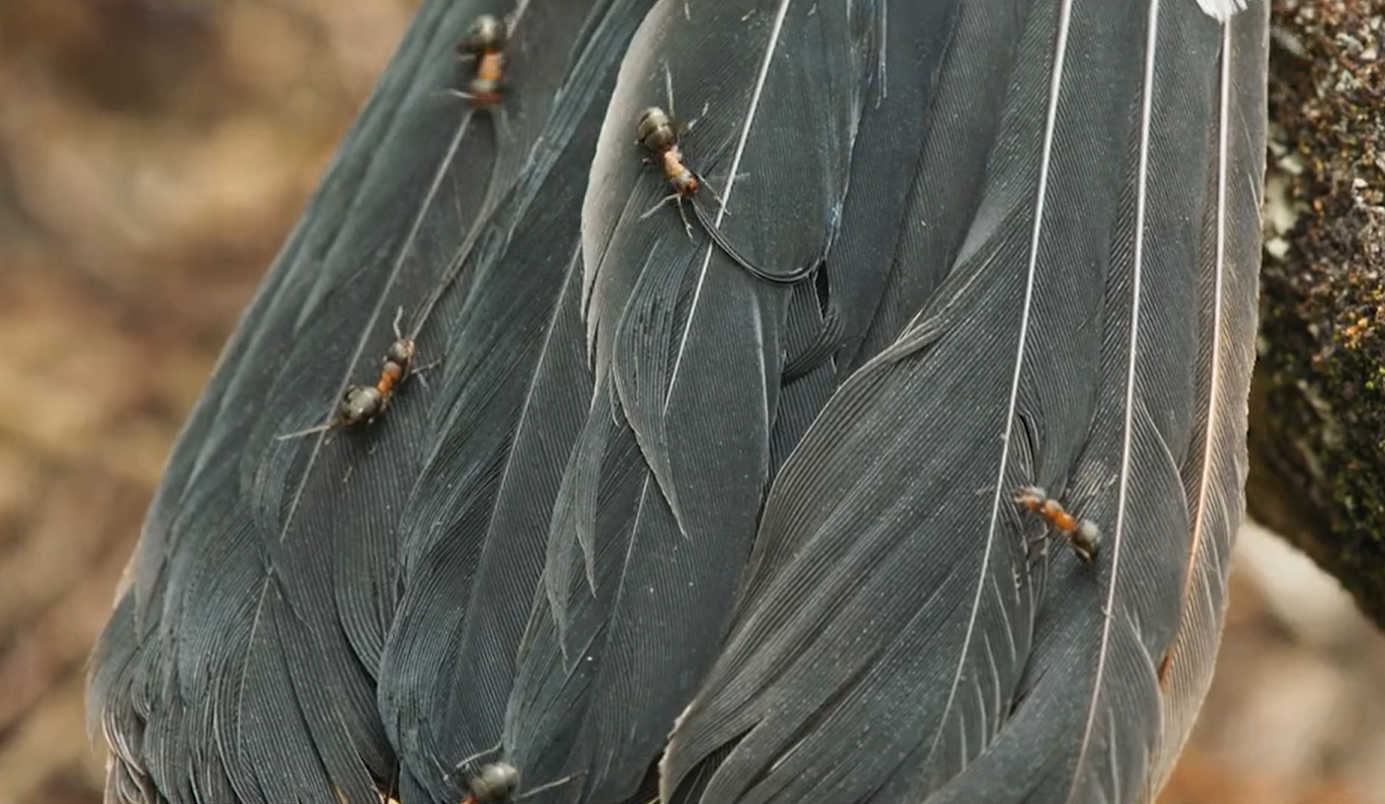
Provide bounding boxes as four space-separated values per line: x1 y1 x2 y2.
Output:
0 3 1379 803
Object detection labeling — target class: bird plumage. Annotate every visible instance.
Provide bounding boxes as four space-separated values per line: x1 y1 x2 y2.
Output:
87 1 1268 803
659 4 1267 804
375 0 662 782
495 3 882 803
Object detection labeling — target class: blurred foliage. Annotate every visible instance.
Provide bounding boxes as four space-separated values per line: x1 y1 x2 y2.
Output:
0 2 413 802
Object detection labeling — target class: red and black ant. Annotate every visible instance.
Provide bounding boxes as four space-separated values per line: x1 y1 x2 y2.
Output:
277 309 436 440
446 1 533 110
452 761 579 804
636 103 722 240
635 71 816 286
451 14 508 109
1013 485 1101 565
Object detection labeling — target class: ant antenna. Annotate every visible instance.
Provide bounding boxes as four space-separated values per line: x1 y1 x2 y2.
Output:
444 740 505 782
663 61 676 123
512 772 583 802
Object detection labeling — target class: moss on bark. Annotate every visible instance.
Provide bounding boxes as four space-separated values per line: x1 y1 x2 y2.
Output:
1252 0 1385 628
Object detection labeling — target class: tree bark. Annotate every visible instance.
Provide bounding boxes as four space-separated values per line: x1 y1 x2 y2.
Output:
1252 0 1385 629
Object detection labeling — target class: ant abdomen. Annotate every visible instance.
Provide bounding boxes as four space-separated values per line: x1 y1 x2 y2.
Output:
637 107 677 152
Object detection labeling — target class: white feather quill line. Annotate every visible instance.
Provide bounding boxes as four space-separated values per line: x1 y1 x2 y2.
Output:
919 0 1076 773
1146 7 1266 798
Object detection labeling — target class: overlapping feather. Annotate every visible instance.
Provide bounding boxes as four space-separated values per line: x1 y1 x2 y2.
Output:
89 1 487 786
1148 7 1267 794
374 4 667 801
497 1 880 801
87 1 1268 803
86 0 623 800
658 3 1267 804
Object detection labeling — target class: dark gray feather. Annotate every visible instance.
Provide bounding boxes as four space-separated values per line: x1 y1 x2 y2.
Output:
373 7 662 801
500 1 881 802
86 0 599 800
1148 6 1267 795
87 2 1268 804
659 3 1266 804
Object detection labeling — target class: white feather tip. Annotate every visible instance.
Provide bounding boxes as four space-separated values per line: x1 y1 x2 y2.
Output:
1194 0 1250 22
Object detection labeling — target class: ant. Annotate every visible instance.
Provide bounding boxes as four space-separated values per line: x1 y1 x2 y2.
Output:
460 762 519 804
637 104 722 239
451 14 508 109
1013 485 1101 565
635 74 817 286
454 761 578 804
277 309 436 441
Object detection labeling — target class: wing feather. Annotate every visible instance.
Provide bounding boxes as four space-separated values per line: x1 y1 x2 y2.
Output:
87 2 1269 803
369 3 663 803
885 6 1263 804
1148 5 1267 793
86 0 602 800
659 3 1151 802
659 2 1265 803
501 1 881 801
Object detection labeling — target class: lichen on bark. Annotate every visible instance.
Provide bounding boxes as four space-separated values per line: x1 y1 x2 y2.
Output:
1251 0 1385 628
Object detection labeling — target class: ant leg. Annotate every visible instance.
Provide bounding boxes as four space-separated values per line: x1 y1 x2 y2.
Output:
443 741 505 782
640 193 694 240
661 63 708 139
674 198 695 242
391 306 405 339
276 420 335 441
698 174 729 216
682 100 711 135
410 356 444 391
435 87 478 103
639 193 681 221
1025 528 1052 560
697 172 751 218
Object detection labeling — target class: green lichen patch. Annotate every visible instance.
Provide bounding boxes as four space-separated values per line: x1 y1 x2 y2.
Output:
1256 0 1385 627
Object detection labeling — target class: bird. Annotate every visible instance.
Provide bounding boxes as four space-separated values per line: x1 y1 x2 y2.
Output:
86 1 1268 804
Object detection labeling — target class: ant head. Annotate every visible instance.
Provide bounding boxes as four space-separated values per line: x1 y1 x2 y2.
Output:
1013 485 1047 505
385 338 416 366
470 762 520 804
636 107 676 151
462 14 507 54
